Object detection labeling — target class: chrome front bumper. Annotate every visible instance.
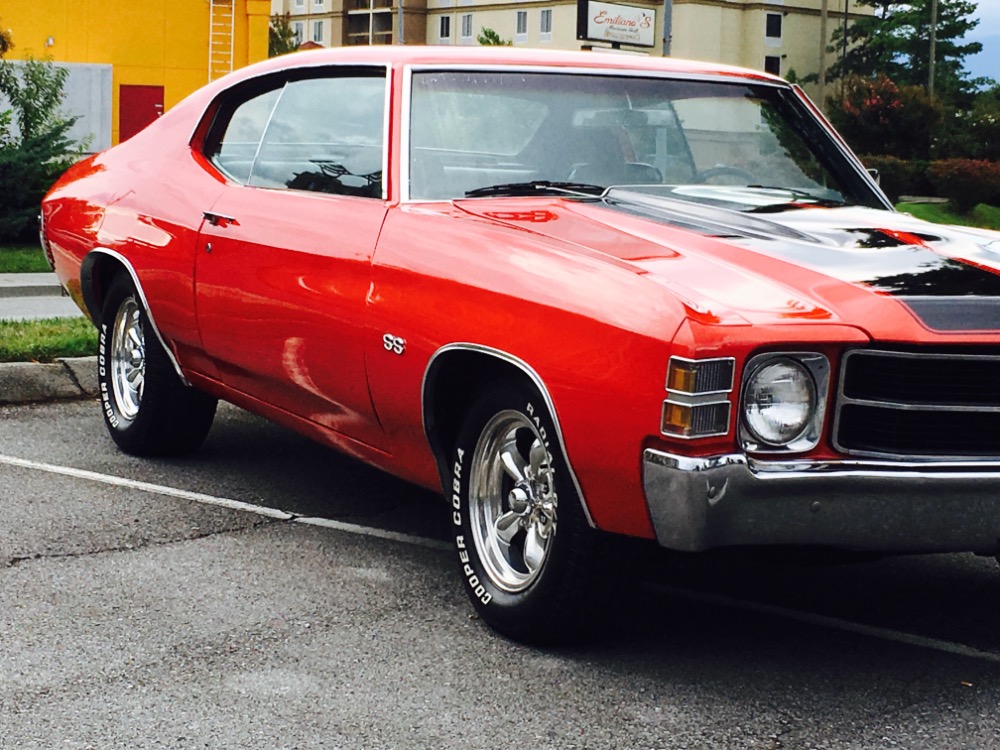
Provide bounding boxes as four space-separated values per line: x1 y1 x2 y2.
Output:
642 449 1000 554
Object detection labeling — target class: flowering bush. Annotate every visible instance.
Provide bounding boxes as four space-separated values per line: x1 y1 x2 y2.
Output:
927 159 1000 212
827 75 943 160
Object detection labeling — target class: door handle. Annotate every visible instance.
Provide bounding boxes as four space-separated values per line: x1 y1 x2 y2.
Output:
202 211 238 228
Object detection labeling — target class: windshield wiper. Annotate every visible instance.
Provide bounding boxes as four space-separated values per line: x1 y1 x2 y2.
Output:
463 180 605 198
743 185 846 212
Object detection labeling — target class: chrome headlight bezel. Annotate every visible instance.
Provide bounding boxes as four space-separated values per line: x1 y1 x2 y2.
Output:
740 352 830 453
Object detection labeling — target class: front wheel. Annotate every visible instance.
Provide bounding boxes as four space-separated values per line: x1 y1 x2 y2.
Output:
450 382 606 644
99 274 217 456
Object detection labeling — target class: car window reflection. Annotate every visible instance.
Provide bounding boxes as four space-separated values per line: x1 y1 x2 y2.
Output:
208 72 386 199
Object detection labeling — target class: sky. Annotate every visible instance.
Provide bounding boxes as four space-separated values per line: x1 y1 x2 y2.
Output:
964 1 1000 82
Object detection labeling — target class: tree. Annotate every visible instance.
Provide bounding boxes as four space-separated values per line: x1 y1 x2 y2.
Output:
827 74 943 159
941 83 1000 161
269 12 299 57
827 0 982 102
477 28 512 46
0 55 82 240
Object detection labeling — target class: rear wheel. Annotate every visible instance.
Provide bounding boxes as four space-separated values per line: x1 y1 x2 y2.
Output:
99 274 217 456
450 382 605 644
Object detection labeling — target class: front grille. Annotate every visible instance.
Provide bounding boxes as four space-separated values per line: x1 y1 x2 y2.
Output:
835 348 1000 458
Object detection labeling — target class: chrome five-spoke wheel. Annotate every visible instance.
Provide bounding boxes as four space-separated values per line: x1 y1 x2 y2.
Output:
452 383 605 644
469 410 557 592
110 296 146 419
98 274 217 456
446 388 606 645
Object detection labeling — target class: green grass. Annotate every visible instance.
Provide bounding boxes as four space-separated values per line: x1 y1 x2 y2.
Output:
0 317 98 363
895 202 1000 231
0 244 50 273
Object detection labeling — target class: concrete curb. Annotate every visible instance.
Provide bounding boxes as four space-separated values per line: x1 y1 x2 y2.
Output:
0 356 99 405
0 273 64 298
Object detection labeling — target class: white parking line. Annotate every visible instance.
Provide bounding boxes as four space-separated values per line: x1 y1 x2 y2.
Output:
0 453 449 551
291 515 449 550
6 451 1000 663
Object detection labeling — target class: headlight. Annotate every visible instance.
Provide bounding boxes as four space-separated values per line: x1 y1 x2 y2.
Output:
741 354 829 451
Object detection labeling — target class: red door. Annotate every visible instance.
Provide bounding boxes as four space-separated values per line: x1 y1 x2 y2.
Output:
196 188 389 450
119 84 164 142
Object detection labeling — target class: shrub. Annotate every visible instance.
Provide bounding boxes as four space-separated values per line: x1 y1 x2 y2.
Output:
0 56 82 241
927 159 1000 213
859 154 933 202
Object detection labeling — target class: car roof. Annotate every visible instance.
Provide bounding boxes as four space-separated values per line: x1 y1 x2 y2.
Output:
230 44 784 86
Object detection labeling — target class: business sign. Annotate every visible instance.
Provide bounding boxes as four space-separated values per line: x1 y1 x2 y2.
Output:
577 0 657 48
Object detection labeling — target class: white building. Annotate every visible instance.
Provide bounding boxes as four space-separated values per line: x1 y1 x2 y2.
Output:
271 0 872 101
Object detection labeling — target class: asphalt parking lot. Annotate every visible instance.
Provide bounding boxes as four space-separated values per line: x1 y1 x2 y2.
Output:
2 398 1000 749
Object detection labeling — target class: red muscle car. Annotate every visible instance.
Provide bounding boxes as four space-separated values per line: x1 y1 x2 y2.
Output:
41 46 1000 644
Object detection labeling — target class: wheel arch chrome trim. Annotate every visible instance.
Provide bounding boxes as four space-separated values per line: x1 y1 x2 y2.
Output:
422 342 596 528
80 247 190 385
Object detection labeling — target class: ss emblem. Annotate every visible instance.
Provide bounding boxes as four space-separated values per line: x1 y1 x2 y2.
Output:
383 333 406 355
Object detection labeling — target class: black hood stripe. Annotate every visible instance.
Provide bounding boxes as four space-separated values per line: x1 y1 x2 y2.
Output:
898 296 1000 332
600 195 1000 332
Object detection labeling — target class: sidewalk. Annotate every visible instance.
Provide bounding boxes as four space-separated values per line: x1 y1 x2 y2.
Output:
0 272 85 321
0 272 98 404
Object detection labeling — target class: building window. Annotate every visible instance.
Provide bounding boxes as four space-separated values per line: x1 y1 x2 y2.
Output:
347 2 393 45
540 8 552 39
346 14 369 45
347 6 393 45
440 15 452 43
461 13 473 43
371 11 393 44
313 20 324 43
315 0 324 5
765 13 782 41
515 10 528 41
294 0 304 7
764 56 781 75
293 21 304 45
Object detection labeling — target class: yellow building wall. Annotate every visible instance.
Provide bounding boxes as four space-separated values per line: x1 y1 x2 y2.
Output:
2 0 270 143
673 4 749 68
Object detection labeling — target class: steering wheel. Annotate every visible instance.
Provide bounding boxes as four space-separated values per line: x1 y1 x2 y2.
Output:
692 166 755 185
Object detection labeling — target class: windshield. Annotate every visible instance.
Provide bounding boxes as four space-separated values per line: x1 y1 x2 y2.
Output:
407 70 887 211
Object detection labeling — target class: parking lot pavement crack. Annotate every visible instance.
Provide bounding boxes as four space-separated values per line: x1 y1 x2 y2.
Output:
58 360 86 393
3 518 276 569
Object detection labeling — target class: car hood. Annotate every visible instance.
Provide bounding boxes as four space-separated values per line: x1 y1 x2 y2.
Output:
453 191 1000 338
